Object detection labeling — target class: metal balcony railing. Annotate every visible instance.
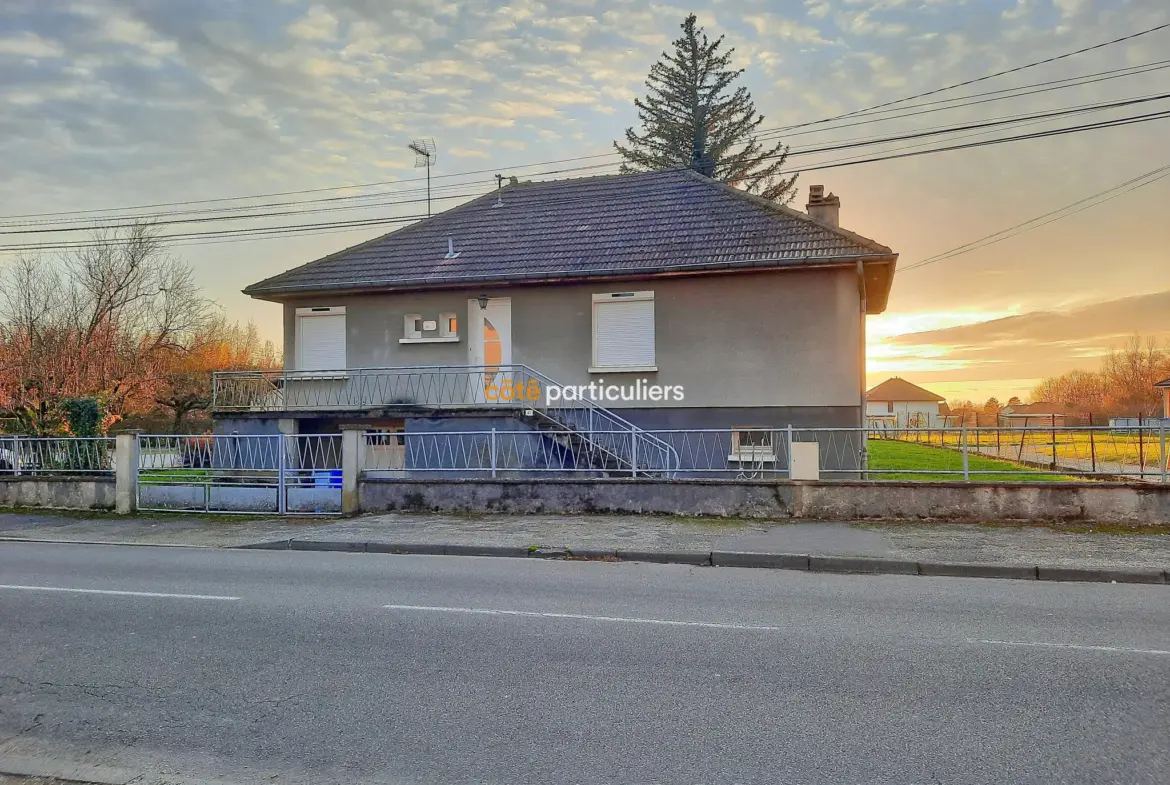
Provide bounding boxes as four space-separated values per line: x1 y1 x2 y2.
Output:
212 365 680 477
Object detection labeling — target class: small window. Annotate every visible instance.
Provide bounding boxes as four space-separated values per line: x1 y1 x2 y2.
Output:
591 291 655 371
404 314 422 340
296 306 346 371
730 429 776 462
439 313 457 338
887 401 894 413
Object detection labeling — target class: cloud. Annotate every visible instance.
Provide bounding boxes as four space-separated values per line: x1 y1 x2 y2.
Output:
745 13 832 44
878 291 1170 383
448 146 490 158
287 5 340 41
0 32 65 59
490 99 563 119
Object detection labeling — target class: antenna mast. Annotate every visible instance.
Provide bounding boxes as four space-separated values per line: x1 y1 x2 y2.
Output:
408 138 437 216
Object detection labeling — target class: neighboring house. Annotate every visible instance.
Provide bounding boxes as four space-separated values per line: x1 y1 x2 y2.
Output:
214 169 898 475
864 377 946 427
999 401 1070 427
1158 377 1170 419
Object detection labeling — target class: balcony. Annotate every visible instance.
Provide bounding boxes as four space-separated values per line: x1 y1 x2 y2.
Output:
212 365 550 414
212 364 681 477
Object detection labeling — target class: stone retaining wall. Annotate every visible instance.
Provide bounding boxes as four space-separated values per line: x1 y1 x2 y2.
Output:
359 478 1170 525
0 477 116 511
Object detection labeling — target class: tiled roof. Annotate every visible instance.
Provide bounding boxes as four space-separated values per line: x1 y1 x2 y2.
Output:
865 377 944 403
245 168 897 308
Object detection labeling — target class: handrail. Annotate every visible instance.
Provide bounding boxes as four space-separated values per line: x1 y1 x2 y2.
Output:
211 365 680 476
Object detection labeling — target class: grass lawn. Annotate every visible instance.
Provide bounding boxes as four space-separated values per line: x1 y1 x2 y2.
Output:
139 467 213 484
866 439 1082 481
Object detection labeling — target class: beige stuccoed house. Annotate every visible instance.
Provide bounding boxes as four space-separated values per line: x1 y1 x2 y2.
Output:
214 169 897 474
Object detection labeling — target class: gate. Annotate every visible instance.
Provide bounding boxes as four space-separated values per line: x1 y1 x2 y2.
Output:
137 434 342 515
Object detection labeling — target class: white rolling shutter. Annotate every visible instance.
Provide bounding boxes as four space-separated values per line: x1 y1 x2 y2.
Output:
297 309 346 371
592 292 655 369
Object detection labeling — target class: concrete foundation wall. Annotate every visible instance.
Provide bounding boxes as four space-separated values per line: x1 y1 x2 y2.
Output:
0 477 116 510
359 478 1170 525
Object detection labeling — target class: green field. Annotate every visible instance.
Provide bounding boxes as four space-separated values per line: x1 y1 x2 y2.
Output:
866 439 1080 481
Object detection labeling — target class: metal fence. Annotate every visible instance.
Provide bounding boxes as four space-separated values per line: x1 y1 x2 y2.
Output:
137 434 343 514
0 436 115 475
362 425 1169 482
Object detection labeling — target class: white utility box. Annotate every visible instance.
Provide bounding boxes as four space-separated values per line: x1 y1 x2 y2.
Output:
789 442 820 481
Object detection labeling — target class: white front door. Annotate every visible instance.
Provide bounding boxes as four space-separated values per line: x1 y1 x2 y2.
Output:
468 298 512 403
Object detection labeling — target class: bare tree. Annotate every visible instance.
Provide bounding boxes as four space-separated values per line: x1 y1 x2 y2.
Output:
0 223 214 433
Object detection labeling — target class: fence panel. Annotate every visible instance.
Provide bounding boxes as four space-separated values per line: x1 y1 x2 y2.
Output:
0 437 115 475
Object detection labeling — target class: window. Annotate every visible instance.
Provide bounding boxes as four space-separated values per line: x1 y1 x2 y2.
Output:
730 429 776 462
404 314 423 340
887 401 894 413
591 291 655 372
296 306 346 371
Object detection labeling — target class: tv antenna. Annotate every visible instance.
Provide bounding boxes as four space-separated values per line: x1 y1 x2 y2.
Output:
408 138 437 216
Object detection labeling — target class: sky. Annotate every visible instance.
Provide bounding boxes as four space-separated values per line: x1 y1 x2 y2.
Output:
1 0 1168 403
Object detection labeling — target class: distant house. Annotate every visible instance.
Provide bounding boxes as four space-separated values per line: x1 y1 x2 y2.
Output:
1158 376 1170 419
999 401 1070 427
865 377 945 427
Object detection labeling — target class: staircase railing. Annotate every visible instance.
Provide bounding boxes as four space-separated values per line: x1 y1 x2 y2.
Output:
212 365 679 476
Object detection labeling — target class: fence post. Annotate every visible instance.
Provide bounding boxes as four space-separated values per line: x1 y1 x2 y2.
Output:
115 432 140 514
340 427 362 516
1088 412 1097 474
277 434 288 515
490 428 497 479
1049 414 1057 471
12 436 21 477
961 423 969 481
1161 422 1167 484
787 424 795 480
631 427 639 477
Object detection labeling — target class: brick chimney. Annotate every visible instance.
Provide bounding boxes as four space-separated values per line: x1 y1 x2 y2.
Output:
806 184 840 227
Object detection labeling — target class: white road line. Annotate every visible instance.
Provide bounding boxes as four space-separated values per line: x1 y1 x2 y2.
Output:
0 584 241 601
383 604 783 631
972 638 1170 656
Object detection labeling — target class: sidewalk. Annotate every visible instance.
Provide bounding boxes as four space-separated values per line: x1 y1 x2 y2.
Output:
1 510 1167 575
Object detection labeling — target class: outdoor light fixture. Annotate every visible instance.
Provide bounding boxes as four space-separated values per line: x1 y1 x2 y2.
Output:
477 294 489 310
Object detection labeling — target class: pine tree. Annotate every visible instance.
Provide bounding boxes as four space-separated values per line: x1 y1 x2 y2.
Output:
614 14 797 203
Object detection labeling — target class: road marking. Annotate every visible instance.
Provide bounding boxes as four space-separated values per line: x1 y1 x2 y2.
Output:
972 639 1170 656
383 604 783 631
0 584 241 601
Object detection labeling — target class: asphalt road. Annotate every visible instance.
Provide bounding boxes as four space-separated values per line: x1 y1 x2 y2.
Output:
1 543 1168 785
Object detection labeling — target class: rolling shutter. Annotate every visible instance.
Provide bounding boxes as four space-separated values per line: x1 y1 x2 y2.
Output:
298 312 346 371
593 293 654 368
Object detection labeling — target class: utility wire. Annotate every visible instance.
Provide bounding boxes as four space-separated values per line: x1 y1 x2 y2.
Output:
6 24 1167 226
7 93 1166 237
5 108 1169 255
901 164 1170 272
761 21 1170 135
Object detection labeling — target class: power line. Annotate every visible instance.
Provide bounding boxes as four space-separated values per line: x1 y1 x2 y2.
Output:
8 92 1166 238
8 25 1168 226
5 109 1169 255
756 60 1170 142
762 22 1170 135
901 164 1170 272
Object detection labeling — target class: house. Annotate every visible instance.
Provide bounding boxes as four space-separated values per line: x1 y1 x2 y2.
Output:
215 169 898 476
864 377 946 427
1158 376 1170 419
999 401 1070 427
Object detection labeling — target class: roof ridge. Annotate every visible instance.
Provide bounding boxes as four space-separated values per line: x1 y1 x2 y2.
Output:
676 168 895 255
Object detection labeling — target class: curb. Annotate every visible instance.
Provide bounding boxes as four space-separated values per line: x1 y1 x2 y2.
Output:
234 539 1170 585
